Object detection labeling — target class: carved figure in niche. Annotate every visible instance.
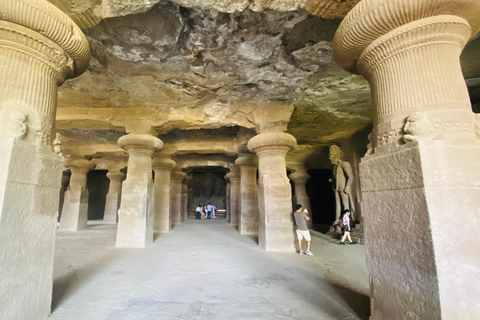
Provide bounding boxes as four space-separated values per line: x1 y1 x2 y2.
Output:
403 113 434 143
329 145 355 222
7 110 27 139
52 133 62 155
365 132 374 156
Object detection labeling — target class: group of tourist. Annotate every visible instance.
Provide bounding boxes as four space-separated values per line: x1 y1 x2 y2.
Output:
195 203 218 220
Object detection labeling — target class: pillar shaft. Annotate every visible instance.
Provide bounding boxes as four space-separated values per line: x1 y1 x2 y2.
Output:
181 176 190 221
289 170 312 226
0 1 89 319
225 179 231 222
116 134 163 248
59 159 95 231
103 171 124 224
170 171 186 227
333 1 480 318
152 157 175 233
236 155 259 235
247 132 297 251
225 169 240 227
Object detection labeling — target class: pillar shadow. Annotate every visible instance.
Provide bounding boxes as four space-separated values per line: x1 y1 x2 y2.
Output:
327 282 370 320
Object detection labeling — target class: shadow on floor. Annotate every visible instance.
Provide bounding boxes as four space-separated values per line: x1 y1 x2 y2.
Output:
328 282 370 320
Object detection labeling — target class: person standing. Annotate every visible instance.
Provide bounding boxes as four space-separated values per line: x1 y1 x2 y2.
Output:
340 209 354 244
211 204 218 218
293 204 313 256
195 204 202 220
206 203 213 219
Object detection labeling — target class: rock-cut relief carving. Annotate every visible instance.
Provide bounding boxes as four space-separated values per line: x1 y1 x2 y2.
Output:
53 133 62 155
7 110 28 139
403 113 434 143
365 132 374 156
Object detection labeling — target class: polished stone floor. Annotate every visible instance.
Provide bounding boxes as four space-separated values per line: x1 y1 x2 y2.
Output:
51 218 369 320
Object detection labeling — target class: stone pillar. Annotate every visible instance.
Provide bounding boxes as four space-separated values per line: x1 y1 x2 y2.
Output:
59 159 95 231
103 171 124 224
182 175 191 221
225 168 240 227
170 170 186 227
0 1 90 319
224 176 231 222
235 151 259 235
248 131 297 251
333 1 480 318
116 134 163 248
289 169 312 227
152 157 175 233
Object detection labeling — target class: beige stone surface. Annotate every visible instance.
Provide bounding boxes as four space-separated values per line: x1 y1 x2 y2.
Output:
152 157 176 233
103 171 124 224
235 151 259 235
170 170 187 227
225 167 240 227
334 1 480 318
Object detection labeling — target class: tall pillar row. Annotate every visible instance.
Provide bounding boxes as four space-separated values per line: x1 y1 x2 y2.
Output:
116 133 163 248
152 157 176 233
224 175 231 222
235 148 259 235
103 171 124 224
0 0 90 319
333 1 480 318
170 170 186 227
59 159 95 231
182 175 191 221
225 167 240 227
289 169 312 227
247 131 297 251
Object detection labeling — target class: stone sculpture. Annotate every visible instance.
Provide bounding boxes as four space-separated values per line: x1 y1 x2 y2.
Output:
329 145 355 222
403 113 434 142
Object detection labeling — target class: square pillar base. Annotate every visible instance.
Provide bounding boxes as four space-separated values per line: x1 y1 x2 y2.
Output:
59 189 89 231
0 138 63 320
116 180 154 248
258 175 295 252
361 141 480 319
103 193 119 224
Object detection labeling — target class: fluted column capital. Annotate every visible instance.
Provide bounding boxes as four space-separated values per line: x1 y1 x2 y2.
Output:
333 0 480 73
247 131 297 155
289 171 311 184
118 134 163 153
152 157 176 171
106 171 125 181
235 153 258 167
171 170 187 181
64 158 95 173
0 0 90 77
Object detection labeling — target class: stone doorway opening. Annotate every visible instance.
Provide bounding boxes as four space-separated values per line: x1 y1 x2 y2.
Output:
188 167 228 218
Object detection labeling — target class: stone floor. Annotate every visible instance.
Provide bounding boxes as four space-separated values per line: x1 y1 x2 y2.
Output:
51 218 370 320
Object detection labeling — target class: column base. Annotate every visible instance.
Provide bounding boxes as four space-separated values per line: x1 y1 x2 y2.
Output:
59 189 89 231
103 193 119 224
0 138 63 320
258 175 295 252
360 140 480 319
116 180 154 248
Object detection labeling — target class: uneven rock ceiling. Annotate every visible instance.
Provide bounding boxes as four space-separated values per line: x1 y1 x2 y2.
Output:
49 0 480 170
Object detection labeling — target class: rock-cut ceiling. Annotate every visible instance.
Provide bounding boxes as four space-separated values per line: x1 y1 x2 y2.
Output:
49 0 480 169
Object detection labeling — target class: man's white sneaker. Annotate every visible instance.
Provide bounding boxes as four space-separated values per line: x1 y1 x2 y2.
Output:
305 251 313 256
299 251 304 255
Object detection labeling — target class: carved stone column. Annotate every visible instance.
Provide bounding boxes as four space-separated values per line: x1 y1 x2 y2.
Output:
247 132 297 251
0 1 90 319
103 171 124 224
170 170 186 227
235 150 259 235
225 168 240 227
289 169 312 227
116 134 163 248
333 1 480 318
182 175 191 221
224 175 231 222
152 157 175 233
59 159 95 231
